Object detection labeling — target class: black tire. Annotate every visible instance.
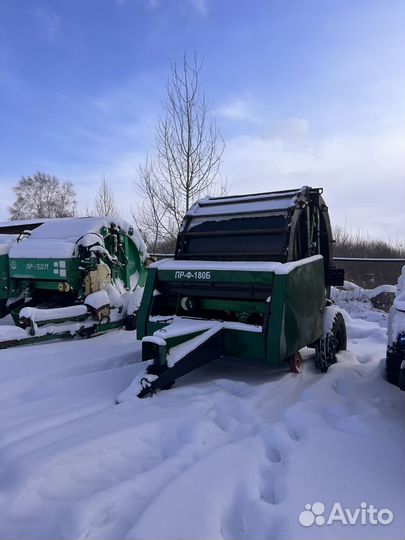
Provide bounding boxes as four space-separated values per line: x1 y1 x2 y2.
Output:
386 349 401 385
125 313 137 331
78 326 96 339
399 367 405 391
315 308 347 372
332 311 347 352
0 299 8 319
386 345 405 390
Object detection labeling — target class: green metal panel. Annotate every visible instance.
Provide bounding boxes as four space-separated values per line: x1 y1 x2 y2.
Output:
200 298 266 315
9 257 80 284
143 324 265 362
222 329 265 359
139 257 327 371
137 267 158 340
143 326 209 359
8 279 22 299
283 257 325 357
104 231 146 290
146 320 168 336
122 234 132 287
1 254 22 304
158 269 273 286
266 258 326 365
0 253 9 300
0 318 124 349
9 231 146 298
266 274 287 365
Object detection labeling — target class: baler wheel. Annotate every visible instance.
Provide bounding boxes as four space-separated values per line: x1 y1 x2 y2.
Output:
386 350 400 384
399 365 405 391
315 309 347 372
125 314 137 331
333 312 347 353
288 351 303 374
0 299 8 318
387 345 405 390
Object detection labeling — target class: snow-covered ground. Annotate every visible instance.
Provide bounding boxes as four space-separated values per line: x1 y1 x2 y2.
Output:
0 293 404 539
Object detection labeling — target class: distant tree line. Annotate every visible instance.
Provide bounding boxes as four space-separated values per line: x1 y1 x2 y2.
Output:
7 175 403 287
333 226 404 287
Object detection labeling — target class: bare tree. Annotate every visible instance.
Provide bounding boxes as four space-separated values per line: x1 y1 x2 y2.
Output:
134 53 226 251
9 171 77 219
93 174 120 217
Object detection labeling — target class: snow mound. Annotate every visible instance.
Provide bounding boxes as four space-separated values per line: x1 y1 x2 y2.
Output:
0 276 404 539
126 286 144 315
19 305 88 323
388 266 405 347
104 284 123 309
9 217 148 260
331 281 396 326
84 290 110 310
0 313 403 540
393 266 405 312
0 234 17 256
321 304 342 333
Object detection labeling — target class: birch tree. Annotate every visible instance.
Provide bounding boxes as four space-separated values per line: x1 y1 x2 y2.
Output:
9 172 76 219
94 175 120 217
134 53 226 250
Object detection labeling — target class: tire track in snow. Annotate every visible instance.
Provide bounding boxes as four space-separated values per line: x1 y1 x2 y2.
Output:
0 359 318 539
0 318 403 539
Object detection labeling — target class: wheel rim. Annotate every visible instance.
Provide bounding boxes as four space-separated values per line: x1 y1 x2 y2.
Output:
334 324 345 353
289 352 303 374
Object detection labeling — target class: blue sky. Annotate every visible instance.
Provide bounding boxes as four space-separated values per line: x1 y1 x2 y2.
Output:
0 0 404 240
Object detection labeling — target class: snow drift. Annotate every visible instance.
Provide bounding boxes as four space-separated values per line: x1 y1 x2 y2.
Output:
0 285 403 539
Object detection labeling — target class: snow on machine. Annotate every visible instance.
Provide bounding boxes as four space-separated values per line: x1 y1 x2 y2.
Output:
0 219 46 318
0 217 148 348
386 265 405 390
127 186 347 398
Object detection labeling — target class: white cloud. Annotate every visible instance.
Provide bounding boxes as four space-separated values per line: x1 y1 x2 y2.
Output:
125 0 207 15
72 120 404 241
216 98 259 122
1 63 401 244
222 125 404 241
33 8 61 42
187 0 207 17
272 117 310 138
116 0 158 6
3 121 401 242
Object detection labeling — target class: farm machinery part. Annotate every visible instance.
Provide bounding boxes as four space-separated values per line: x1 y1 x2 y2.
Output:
127 186 347 398
386 265 405 390
0 217 148 348
0 219 45 318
